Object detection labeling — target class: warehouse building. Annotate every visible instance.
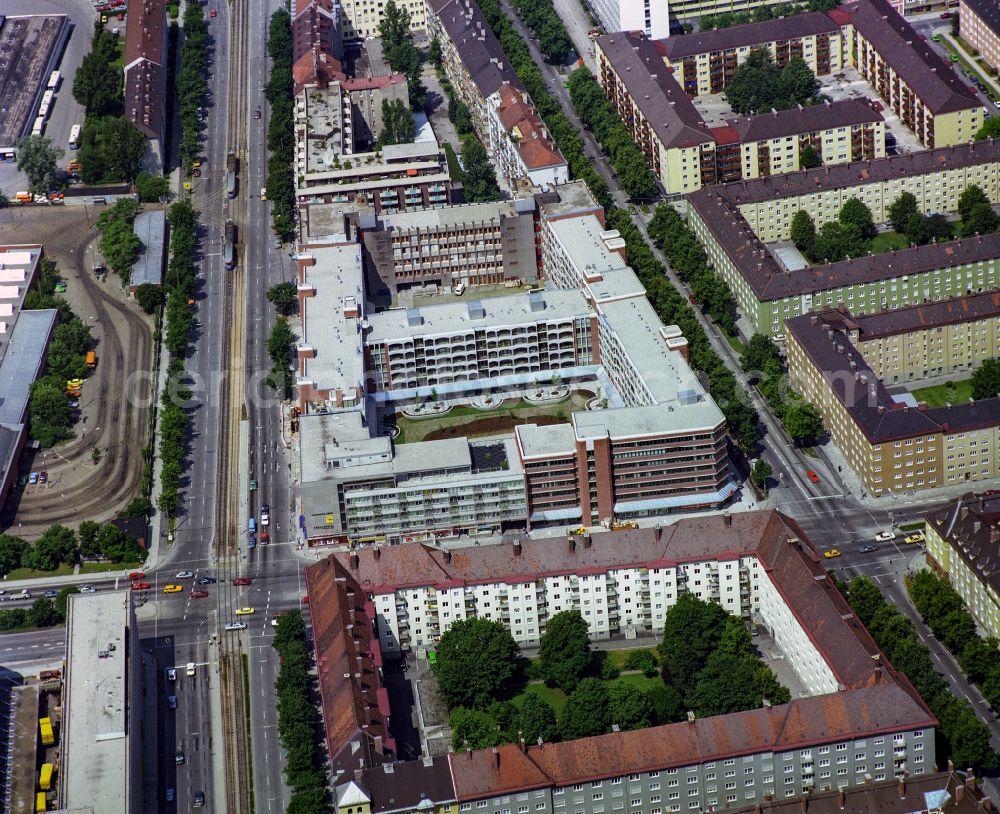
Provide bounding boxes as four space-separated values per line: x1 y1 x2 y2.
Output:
306 511 938 813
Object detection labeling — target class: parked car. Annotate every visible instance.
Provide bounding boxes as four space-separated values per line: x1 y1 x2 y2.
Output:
39 471 47 483
165 788 175 802
254 109 262 120
166 667 177 681
260 531 269 545
128 571 145 580
194 792 206 808
176 750 185 765
28 472 39 485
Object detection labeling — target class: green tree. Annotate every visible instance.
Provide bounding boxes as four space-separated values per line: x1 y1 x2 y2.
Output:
790 210 816 254
888 192 919 233
267 317 295 364
135 173 170 202
538 610 591 692
750 459 772 490
838 197 874 238
266 282 298 316
102 117 148 182
607 682 653 731
273 610 307 651
378 0 425 108
56 586 80 621
961 202 1000 237
450 707 502 749
29 525 77 570
559 678 609 740
725 49 817 115
960 638 999 684
15 136 64 195
29 378 73 447
740 333 783 377
972 358 1000 400
99 219 143 282
377 99 415 147
658 593 728 688
134 283 164 314
846 576 885 626
799 143 822 169
78 520 102 559
975 117 1000 140
783 400 824 445
434 617 520 709
28 598 60 627
461 136 500 203
119 496 153 518
72 24 122 115
958 184 991 222
646 684 685 725
717 616 753 657
0 534 28 576
622 649 658 677
518 693 558 744
428 36 442 66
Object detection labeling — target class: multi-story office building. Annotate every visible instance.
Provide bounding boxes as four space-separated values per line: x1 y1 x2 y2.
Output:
123 0 167 169
595 33 882 195
786 308 1000 495
659 13 845 96
827 291 1000 383
299 410 527 544
307 511 937 810
686 140 1000 335
960 0 1000 73
836 0 985 147
360 198 540 295
427 0 567 189
925 492 1000 639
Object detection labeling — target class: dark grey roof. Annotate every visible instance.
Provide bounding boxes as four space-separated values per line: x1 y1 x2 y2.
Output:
850 291 1000 340
927 492 1000 603
786 309 1000 443
659 11 840 60
130 210 166 288
964 0 1000 38
595 32 713 149
357 757 456 813
846 0 982 115
427 0 522 100
732 99 882 142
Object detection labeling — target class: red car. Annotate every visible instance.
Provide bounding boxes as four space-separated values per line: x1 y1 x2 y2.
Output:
806 470 820 483
129 571 146 580
232 577 252 586
260 531 269 545
210 7 217 15
940 11 952 17
190 590 209 598
131 581 150 591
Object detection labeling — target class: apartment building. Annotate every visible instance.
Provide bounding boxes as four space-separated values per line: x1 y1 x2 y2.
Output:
786 309 1000 495
307 511 938 810
836 0 985 147
659 12 845 96
831 292 1000 383
299 410 527 543
427 0 567 189
960 0 1000 72
123 0 167 169
339 0 425 41
360 198 539 295
686 140 1000 335
925 492 1000 640
595 34 882 195
291 0 345 92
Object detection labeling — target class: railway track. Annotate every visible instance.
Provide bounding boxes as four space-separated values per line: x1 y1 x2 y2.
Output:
217 0 252 810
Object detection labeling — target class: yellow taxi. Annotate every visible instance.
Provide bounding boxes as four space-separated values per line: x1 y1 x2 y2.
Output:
235 607 255 616
904 532 924 544
163 584 183 593
823 549 841 559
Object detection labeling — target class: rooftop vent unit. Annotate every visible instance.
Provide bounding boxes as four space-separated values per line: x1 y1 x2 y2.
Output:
406 308 423 327
468 300 485 320
528 290 545 312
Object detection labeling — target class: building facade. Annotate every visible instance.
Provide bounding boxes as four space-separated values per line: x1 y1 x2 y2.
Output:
660 13 845 96
308 512 938 813
839 0 985 148
291 0 345 92
960 0 1000 73
925 493 1000 640
686 141 1000 335
123 0 167 169
786 309 1000 495
595 34 882 195
360 199 539 295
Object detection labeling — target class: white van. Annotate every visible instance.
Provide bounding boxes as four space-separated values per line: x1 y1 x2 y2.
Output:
186 662 196 676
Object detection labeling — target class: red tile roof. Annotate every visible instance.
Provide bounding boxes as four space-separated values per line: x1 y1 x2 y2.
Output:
497 84 565 171
124 0 166 141
306 556 392 774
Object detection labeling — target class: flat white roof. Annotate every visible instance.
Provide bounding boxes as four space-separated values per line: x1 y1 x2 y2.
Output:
548 215 629 279
63 591 132 814
365 289 590 343
298 243 367 400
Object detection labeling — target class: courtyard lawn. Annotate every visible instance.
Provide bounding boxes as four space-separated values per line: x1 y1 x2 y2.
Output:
870 231 909 254
5 564 75 580
80 560 144 574
511 674 663 717
392 393 592 444
910 378 974 408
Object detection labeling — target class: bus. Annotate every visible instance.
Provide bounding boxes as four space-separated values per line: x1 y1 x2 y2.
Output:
68 124 81 150
47 71 61 91
31 117 45 137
